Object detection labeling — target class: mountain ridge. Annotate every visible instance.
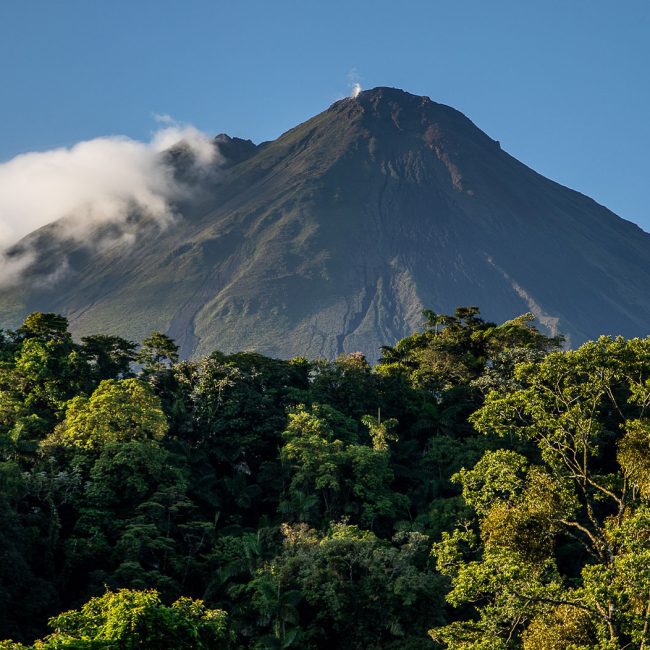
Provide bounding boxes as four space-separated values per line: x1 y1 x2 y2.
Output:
1 87 648 359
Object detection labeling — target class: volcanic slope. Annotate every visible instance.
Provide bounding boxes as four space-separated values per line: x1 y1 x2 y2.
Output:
1 87 649 359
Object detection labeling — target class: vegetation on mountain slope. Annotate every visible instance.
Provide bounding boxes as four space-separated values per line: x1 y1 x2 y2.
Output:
0 308 647 648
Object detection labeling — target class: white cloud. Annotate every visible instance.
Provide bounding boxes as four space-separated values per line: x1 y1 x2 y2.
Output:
0 249 37 288
152 112 176 125
0 122 219 286
152 124 216 166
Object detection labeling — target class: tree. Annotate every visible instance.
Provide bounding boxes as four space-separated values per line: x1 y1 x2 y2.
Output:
63 439 205 602
430 336 650 649
309 353 379 421
80 334 136 382
361 413 398 452
280 404 406 528
249 522 443 649
16 313 70 344
44 379 168 450
137 332 179 376
0 461 60 643
378 308 562 395
0 314 89 451
0 588 231 649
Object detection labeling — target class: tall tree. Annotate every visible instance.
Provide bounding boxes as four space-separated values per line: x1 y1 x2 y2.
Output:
43 378 168 450
431 336 650 649
0 588 231 649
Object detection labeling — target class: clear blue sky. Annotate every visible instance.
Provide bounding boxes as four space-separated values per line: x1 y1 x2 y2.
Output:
1 0 649 231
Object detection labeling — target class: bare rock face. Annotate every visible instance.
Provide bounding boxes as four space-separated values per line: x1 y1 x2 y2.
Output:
1 87 649 359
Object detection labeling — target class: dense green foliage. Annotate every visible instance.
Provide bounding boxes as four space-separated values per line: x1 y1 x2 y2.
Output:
431 337 650 649
0 309 647 648
0 588 230 649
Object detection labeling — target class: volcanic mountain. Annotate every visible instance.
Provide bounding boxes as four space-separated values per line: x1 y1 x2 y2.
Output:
1 87 649 359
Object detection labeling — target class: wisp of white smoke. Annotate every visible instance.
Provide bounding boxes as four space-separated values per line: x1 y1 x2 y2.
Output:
351 82 362 98
0 123 218 286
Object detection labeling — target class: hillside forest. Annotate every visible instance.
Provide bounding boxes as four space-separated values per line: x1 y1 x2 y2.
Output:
0 307 648 649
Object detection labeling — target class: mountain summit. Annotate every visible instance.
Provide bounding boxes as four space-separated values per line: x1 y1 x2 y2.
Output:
1 87 649 358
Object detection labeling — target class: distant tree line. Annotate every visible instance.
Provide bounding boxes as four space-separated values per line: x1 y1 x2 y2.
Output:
0 307 647 649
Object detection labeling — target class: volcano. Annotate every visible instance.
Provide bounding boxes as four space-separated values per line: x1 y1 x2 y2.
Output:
1 87 649 359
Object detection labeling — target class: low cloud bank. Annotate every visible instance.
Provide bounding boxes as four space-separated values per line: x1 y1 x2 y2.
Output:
0 123 218 286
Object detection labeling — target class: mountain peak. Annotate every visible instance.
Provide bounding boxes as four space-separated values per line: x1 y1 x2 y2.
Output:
213 134 259 165
354 85 433 103
323 85 481 144
328 86 435 114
